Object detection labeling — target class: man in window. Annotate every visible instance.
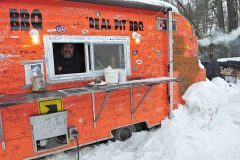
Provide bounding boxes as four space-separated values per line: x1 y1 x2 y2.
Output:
54 43 85 75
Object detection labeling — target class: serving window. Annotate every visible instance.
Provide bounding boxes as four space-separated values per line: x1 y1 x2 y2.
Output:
53 43 86 75
93 44 125 70
44 36 130 83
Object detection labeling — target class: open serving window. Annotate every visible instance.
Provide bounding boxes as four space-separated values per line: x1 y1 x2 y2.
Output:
44 36 131 83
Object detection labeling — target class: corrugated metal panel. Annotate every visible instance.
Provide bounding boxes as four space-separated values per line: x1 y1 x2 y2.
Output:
64 0 168 12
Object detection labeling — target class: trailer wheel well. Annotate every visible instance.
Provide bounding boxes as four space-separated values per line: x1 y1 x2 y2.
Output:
111 122 153 141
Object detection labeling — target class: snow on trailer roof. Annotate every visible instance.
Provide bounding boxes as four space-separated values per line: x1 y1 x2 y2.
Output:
217 57 240 69
64 0 179 14
217 57 240 62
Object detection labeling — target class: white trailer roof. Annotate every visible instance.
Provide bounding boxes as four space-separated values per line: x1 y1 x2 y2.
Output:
64 0 179 14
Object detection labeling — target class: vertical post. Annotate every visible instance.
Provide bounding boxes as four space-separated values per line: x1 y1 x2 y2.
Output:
84 43 90 72
90 42 95 71
130 87 134 119
0 112 5 150
167 8 174 119
91 93 97 128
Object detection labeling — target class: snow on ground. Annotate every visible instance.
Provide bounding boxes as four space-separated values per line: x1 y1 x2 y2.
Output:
47 78 240 160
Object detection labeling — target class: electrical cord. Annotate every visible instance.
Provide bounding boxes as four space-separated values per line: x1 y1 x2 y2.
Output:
75 137 80 160
71 129 80 160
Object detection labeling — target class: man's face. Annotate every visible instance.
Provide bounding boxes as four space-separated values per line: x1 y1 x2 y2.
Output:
61 44 74 58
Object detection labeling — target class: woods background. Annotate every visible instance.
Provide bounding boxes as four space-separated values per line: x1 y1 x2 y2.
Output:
164 0 240 61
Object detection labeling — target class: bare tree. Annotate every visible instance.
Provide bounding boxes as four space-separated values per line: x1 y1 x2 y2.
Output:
175 0 202 38
227 0 238 32
234 0 239 26
217 0 225 32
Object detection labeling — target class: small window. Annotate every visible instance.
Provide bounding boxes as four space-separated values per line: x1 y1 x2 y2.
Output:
44 36 130 83
156 18 177 31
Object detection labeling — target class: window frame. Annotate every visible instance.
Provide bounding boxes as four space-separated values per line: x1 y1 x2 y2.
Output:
92 42 125 71
44 35 131 84
22 60 45 86
156 17 177 31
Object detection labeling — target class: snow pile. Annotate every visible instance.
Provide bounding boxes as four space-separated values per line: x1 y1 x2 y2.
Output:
183 78 228 114
198 59 205 69
47 78 240 160
198 27 240 47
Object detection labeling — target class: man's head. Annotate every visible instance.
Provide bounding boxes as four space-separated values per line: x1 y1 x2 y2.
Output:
61 43 75 58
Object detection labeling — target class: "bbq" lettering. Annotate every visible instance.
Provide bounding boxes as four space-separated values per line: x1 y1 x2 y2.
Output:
9 8 43 31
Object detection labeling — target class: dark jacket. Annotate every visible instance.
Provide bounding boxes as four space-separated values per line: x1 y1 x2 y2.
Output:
54 52 85 75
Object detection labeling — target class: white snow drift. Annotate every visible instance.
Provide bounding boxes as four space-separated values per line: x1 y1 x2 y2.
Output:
47 77 240 160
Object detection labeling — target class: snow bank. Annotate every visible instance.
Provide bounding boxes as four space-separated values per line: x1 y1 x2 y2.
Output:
47 78 240 160
198 59 205 69
183 78 228 113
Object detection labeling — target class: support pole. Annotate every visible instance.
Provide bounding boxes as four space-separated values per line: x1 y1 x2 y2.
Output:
92 92 110 128
0 112 5 150
167 7 174 119
91 93 97 128
130 87 134 119
132 85 153 114
95 92 110 122
130 85 154 119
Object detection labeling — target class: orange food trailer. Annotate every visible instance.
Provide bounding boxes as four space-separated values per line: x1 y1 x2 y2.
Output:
0 0 205 159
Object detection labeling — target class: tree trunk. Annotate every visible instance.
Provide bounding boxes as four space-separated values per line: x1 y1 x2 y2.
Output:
217 0 225 32
227 0 238 32
234 0 239 26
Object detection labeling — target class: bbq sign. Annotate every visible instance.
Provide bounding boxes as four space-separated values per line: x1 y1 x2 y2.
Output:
8 9 144 32
9 8 43 31
88 17 144 31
